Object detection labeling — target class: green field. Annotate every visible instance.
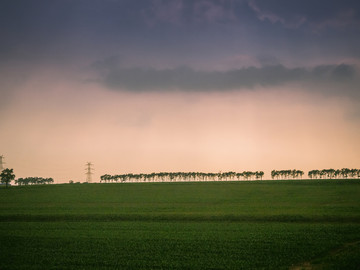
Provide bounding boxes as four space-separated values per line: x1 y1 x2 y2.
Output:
1 180 360 269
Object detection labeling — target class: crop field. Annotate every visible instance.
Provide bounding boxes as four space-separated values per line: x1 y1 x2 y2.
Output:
1 180 360 269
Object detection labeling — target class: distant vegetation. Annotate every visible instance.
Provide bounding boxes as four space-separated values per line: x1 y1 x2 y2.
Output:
101 168 360 183
271 169 304 179
308 168 360 179
15 177 54 185
0 168 15 188
2 168 360 186
100 171 265 183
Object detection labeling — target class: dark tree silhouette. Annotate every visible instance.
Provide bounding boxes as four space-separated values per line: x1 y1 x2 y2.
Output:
15 177 54 185
1 168 15 188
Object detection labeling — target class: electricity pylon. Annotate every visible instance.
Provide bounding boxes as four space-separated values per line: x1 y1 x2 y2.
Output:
0 155 5 170
85 162 94 183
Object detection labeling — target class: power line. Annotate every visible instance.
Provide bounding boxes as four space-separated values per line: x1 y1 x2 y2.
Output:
85 162 94 183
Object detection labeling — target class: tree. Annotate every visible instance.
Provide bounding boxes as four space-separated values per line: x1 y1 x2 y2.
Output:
1 168 15 188
255 171 264 180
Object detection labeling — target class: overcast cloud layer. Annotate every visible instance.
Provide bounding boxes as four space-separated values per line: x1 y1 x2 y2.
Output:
1 0 360 70
1 0 359 97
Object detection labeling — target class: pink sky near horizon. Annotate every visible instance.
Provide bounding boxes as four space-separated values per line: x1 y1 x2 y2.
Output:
1 70 359 183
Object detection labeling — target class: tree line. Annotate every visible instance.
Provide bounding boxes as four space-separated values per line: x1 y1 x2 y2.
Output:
15 177 54 185
2 167 360 187
308 168 360 179
100 171 265 183
1 168 55 187
101 168 360 183
271 170 304 180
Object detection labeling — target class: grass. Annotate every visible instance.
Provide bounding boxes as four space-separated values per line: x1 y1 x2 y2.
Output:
1 180 360 269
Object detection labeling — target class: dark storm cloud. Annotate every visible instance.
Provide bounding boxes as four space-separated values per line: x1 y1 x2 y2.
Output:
1 0 360 77
0 0 144 63
143 0 360 29
248 0 360 29
142 0 242 26
93 61 358 93
2 0 358 44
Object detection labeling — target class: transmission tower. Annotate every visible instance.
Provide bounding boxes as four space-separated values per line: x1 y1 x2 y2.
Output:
0 155 5 170
85 162 94 183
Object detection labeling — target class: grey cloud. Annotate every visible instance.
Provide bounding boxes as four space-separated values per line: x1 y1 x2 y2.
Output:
248 0 360 30
143 0 241 26
94 62 358 94
256 55 280 66
91 56 122 71
311 9 360 32
143 0 184 26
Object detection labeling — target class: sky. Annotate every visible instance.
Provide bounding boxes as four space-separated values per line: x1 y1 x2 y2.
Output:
1 0 360 183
